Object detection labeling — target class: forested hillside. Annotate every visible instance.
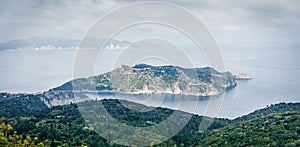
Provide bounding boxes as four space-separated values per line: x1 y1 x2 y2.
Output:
0 97 299 146
188 111 300 146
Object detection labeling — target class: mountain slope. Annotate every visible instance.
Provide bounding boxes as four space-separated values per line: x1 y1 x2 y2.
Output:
2 99 230 146
233 102 300 122
42 64 237 106
1 96 299 146
189 111 300 146
0 93 48 117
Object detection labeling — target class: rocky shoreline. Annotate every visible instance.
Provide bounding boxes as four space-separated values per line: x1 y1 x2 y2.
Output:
234 73 252 80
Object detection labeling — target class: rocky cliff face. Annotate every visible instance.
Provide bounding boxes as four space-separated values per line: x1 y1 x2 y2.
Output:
41 64 237 106
114 64 237 95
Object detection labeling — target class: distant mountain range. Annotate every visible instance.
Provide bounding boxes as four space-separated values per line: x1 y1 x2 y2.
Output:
0 36 130 50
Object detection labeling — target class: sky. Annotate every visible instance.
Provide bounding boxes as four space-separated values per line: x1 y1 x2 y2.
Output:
1 0 300 47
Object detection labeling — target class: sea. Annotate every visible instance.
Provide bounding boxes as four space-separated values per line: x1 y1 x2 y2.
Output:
0 46 299 119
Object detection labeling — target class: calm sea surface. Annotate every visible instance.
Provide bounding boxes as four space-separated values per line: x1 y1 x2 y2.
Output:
0 47 299 118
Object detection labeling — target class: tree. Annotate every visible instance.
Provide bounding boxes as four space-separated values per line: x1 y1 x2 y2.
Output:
0 117 44 147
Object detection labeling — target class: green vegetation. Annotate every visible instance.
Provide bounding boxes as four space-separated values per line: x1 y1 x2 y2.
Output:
1 92 300 146
0 117 44 147
51 64 236 96
187 111 300 146
129 75 151 89
1 99 225 146
234 102 300 122
0 94 48 117
5 103 109 146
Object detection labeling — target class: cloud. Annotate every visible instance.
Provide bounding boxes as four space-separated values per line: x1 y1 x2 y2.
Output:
0 0 299 47
0 0 122 41
180 0 300 47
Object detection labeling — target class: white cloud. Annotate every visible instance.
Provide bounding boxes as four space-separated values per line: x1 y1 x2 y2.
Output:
0 0 299 47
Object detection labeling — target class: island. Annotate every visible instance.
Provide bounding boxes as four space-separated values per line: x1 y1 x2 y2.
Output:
1 64 251 107
37 64 241 106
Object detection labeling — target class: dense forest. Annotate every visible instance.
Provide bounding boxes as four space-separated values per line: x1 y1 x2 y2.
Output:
0 95 300 146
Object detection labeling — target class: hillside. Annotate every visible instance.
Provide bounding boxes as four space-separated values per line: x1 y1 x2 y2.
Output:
0 94 299 146
0 93 48 117
54 64 236 95
233 102 300 122
1 99 230 146
189 111 300 146
41 64 237 106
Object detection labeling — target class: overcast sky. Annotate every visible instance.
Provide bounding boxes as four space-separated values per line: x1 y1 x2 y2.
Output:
1 0 299 47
